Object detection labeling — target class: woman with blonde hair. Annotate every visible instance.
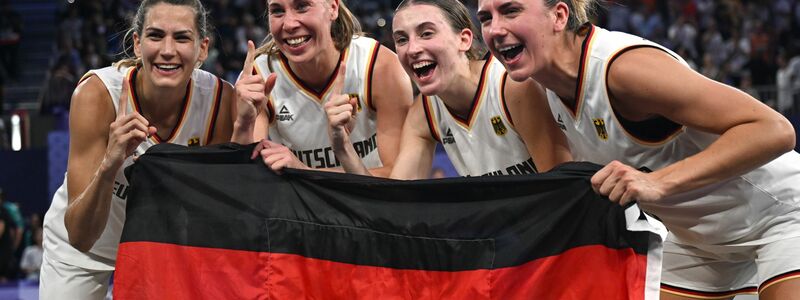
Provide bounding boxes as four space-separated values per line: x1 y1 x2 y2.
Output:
478 0 800 298
233 0 413 176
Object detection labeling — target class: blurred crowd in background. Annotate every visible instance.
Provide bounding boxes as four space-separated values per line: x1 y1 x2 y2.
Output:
22 0 800 117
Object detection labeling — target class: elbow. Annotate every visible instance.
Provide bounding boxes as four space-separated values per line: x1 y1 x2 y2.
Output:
67 233 95 253
773 117 797 154
65 218 96 253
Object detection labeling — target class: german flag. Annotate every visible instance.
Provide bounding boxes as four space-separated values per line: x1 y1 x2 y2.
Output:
114 144 666 299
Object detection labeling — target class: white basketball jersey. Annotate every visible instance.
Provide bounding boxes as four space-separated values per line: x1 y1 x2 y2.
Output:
43 66 224 269
547 25 800 246
253 36 383 169
424 57 535 177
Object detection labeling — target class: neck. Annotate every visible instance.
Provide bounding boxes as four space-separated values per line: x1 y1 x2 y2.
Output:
136 70 189 122
438 59 484 118
532 31 585 105
287 44 341 92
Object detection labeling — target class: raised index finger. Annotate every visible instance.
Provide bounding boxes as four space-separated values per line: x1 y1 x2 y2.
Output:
330 59 347 96
242 40 257 78
118 78 130 117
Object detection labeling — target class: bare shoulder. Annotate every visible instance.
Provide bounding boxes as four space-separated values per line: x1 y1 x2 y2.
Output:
71 75 115 122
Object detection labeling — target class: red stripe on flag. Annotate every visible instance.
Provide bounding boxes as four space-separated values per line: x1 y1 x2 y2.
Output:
493 244 647 300
115 242 647 299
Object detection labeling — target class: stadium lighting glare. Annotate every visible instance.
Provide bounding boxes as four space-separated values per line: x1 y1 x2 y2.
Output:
10 114 21 151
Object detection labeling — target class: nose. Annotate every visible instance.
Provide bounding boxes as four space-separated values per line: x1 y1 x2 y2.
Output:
486 18 507 39
161 36 176 58
406 37 422 57
283 11 300 32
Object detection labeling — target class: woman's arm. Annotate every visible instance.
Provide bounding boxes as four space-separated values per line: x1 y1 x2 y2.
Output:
329 96 438 179
64 76 156 252
363 46 414 177
593 47 795 205
504 77 572 172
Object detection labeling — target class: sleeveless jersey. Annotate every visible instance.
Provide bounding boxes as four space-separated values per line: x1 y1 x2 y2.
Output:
423 57 535 177
253 36 383 169
546 25 800 246
42 65 224 269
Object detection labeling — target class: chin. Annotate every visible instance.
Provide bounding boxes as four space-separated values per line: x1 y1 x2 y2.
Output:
506 69 532 82
416 82 441 97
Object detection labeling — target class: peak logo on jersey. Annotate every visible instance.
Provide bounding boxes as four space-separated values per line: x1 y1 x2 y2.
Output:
593 118 608 140
556 114 567 131
348 93 363 112
187 137 201 147
491 116 507 136
278 105 294 122
442 128 456 145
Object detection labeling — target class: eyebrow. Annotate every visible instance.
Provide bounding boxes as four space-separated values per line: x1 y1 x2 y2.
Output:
144 27 194 36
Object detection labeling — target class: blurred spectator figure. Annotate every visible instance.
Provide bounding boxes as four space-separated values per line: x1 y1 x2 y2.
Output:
701 53 720 81
776 51 797 115
0 0 22 115
59 6 82 50
0 188 16 281
738 71 760 99
668 15 697 59
0 118 8 150
39 55 78 116
236 13 266 55
19 227 42 281
605 0 632 32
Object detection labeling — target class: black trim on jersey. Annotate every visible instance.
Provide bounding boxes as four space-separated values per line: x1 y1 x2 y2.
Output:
123 144 657 271
563 23 595 117
421 96 441 142
500 72 514 126
279 51 345 99
129 67 193 143
366 41 380 111
446 58 492 125
205 77 224 144
606 45 683 143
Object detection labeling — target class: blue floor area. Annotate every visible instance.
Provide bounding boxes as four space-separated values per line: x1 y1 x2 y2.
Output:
0 280 39 300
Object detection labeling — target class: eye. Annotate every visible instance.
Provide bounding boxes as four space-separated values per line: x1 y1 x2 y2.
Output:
421 31 434 38
296 1 311 12
146 32 164 40
269 7 285 16
394 36 408 45
175 35 192 42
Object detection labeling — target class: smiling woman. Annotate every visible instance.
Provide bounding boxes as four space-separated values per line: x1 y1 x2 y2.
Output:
39 1 235 299
477 0 800 299
231 0 413 177
326 0 571 179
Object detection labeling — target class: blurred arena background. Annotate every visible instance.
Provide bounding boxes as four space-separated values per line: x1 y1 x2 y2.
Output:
0 0 797 298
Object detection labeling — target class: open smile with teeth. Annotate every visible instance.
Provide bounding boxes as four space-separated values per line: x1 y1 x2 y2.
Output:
155 64 181 71
412 60 437 78
285 36 310 46
497 44 523 61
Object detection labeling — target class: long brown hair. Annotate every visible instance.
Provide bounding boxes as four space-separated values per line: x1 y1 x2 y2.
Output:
395 0 486 60
256 0 362 57
115 0 211 69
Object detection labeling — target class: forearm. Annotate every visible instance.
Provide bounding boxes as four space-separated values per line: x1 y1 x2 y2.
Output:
332 137 372 176
652 120 794 196
231 119 256 144
64 159 120 252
